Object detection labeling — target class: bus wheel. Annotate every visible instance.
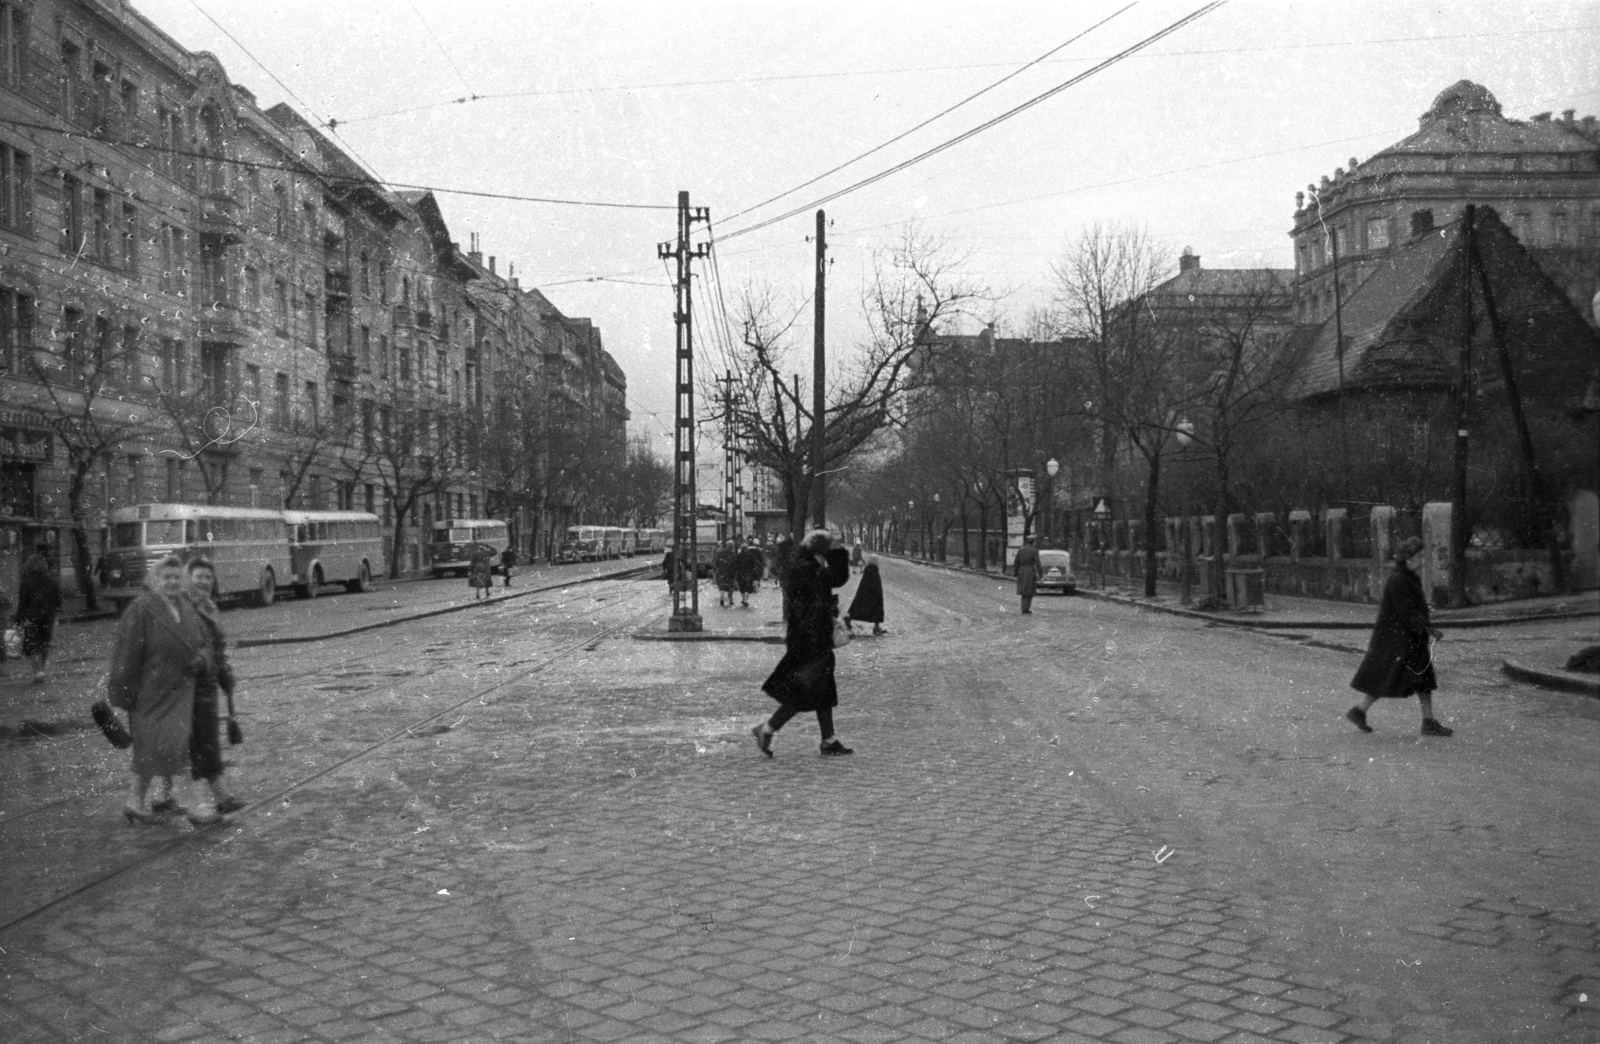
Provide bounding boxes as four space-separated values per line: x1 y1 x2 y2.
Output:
347 562 371 593
257 570 277 608
298 568 320 599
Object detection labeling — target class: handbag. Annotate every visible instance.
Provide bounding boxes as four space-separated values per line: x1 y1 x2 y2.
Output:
91 700 133 749
832 616 852 649
224 679 243 745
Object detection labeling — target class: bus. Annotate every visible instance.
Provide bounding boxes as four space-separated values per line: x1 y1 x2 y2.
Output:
429 519 509 578
103 504 293 609
283 510 382 597
600 526 626 559
637 528 665 555
560 525 603 563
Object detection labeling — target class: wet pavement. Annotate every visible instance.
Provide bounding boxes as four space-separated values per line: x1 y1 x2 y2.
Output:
0 559 1596 1043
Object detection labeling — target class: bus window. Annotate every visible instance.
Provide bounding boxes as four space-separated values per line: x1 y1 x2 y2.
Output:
448 526 471 543
111 522 142 548
146 520 183 546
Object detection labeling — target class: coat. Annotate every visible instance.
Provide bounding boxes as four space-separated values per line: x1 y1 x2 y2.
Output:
735 546 764 591
468 548 495 589
187 592 235 781
846 563 885 624
1013 544 1041 598
107 587 206 776
762 550 850 711
713 546 738 591
15 557 61 656
1351 563 1437 699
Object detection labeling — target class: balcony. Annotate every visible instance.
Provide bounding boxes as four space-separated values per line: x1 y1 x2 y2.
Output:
325 270 351 298
199 304 249 343
199 192 245 245
415 309 433 331
328 353 357 383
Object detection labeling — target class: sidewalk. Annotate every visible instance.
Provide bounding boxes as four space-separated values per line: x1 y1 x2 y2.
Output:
892 552 1600 697
0 558 649 740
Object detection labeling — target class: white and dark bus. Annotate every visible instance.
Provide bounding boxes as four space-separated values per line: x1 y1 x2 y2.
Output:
429 518 509 578
103 504 294 609
283 510 383 597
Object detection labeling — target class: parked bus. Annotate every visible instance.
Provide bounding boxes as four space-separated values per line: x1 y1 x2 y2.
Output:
283 510 382 597
103 504 293 609
638 528 666 555
560 525 603 562
429 518 509 578
600 526 626 559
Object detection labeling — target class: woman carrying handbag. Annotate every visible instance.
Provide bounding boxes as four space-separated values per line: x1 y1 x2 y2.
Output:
751 530 854 758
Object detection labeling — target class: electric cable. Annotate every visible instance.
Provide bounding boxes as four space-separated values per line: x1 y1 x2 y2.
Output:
717 2 1136 227
712 1 1227 245
406 0 479 99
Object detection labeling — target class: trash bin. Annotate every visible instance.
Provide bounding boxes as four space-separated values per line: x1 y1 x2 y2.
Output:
1226 567 1265 609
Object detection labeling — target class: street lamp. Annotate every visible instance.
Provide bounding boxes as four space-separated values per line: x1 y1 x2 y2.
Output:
907 500 915 557
933 492 941 561
1045 458 1059 548
1175 421 1195 605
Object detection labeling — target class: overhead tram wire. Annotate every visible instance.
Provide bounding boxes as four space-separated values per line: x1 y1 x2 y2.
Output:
324 24 1593 128
406 0 480 100
718 3 1136 228
710 1 1227 245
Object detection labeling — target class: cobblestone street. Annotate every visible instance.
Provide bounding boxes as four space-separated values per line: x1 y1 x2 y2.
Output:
2 560 1596 1043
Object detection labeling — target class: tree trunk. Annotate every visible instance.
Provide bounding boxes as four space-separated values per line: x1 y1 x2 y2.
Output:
1143 450 1161 598
1212 449 1230 601
67 458 98 610
389 499 409 578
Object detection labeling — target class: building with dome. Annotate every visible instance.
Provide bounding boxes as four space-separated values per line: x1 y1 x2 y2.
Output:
1289 81 1600 327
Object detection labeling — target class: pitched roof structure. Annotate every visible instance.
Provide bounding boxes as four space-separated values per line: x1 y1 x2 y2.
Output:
1377 80 1598 157
1292 206 1600 403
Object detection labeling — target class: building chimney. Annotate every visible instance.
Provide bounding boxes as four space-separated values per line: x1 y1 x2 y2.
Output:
1179 246 1200 273
468 232 483 267
1409 209 1435 238
489 256 496 275
1561 109 1575 123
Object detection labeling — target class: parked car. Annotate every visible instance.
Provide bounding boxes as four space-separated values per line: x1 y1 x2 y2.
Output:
1037 549 1076 594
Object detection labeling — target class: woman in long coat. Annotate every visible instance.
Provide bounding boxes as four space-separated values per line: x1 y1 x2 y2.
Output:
734 540 764 608
107 555 206 823
468 544 495 599
15 550 61 683
845 556 886 635
751 530 853 757
713 540 738 607
1348 537 1452 736
181 557 244 822
1013 537 1041 614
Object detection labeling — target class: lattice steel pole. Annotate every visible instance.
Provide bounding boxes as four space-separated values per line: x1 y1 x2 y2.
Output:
658 191 710 631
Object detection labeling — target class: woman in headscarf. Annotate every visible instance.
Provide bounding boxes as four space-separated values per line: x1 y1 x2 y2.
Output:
845 554 886 635
179 557 245 823
14 549 61 683
468 544 496 600
106 554 206 824
751 530 853 757
1347 537 1452 736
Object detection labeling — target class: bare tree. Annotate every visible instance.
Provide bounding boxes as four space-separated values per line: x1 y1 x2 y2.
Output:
1052 224 1189 597
341 385 462 577
25 320 162 608
712 224 990 535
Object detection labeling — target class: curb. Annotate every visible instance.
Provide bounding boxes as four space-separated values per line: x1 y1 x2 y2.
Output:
632 631 783 643
887 553 1597 630
1501 659 1600 698
233 564 650 648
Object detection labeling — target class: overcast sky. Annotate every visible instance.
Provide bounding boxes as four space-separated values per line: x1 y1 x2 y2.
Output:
135 0 1600 454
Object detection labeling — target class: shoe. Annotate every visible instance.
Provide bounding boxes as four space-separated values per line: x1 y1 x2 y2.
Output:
33 672 46 684
150 797 188 815
215 795 247 814
1420 718 1454 737
750 725 773 758
122 804 161 825
873 626 886 636
186 807 224 826
820 739 854 756
1345 707 1373 733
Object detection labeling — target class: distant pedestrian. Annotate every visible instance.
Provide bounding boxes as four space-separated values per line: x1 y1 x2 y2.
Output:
1013 537 1041 614
713 540 738 607
15 548 61 683
1347 537 1453 737
500 546 518 587
845 555 886 635
468 544 496 599
735 539 764 607
772 533 796 621
751 530 854 757
106 554 205 825
850 540 864 568
176 557 244 824
662 547 681 592
0 584 12 675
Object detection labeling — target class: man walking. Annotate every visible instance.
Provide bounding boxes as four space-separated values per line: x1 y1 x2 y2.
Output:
1013 537 1040 614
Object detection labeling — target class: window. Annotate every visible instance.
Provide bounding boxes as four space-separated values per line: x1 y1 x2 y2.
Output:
62 306 83 381
0 4 25 87
59 40 81 120
120 203 137 270
0 286 33 371
302 201 315 243
1 141 32 232
159 337 185 391
378 260 388 303
273 184 288 236
379 334 389 378
200 343 229 403
246 363 261 406
359 325 370 369
332 393 350 434
1552 211 1569 245
92 315 111 379
274 372 289 426
365 483 375 514
304 290 317 347
361 400 375 452
304 380 319 426
92 188 112 264
1366 216 1389 251
126 455 141 504
274 278 288 333
164 458 182 502
398 344 410 382
453 368 461 404
360 252 370 296
244 266 259 311
90 61 113 135
61 173 84 255
121 325 139 384
119 80 139 132
436 350 446 391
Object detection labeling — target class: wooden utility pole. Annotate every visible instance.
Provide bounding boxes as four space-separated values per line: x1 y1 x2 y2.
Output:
811 209 827 530
658 191 709 631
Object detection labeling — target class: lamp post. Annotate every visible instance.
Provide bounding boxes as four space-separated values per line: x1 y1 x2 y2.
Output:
907 500 915 557
1045 458 1059 548
1176 421 1195 605
933 491 942 561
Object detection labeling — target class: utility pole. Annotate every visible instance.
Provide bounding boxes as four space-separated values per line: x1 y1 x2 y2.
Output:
658 190 710 632
719 370 737 537
811 209 827 531
1450 208 1475 608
